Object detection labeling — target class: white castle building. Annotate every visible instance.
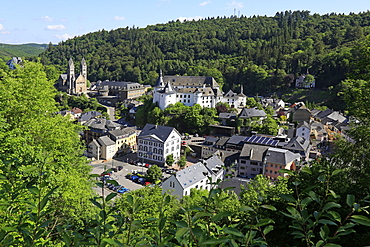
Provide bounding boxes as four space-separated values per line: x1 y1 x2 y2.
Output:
153 71 246 110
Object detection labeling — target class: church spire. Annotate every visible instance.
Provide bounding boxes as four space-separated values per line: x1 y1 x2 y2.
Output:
155 69 165 88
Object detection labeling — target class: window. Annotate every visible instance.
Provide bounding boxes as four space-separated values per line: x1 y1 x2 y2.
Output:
240 160 246 164
240 166 245 170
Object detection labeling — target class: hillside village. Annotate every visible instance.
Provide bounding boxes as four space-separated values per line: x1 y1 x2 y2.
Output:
2 10 370 245
52 57 351 197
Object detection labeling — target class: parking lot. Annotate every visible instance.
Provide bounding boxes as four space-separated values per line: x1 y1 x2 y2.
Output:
89 158 174 197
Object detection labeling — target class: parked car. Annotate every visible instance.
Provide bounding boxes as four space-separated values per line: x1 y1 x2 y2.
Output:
143 181 151 186
131 175 139 181
111 167 118 172
100 171 112 176
117 187 129 193
117 166 123 171
137 177 146 184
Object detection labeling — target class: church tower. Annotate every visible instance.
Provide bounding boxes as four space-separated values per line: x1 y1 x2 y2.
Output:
81 57 87 79
67 58 75 93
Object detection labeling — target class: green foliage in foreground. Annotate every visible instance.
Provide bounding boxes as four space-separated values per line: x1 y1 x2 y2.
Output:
0 159 369 246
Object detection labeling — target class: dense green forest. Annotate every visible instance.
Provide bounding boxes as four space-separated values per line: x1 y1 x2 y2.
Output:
0 43 47 59
38 11 370 101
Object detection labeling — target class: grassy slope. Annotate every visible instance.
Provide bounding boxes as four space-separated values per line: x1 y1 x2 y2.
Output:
280 87 345 110
0 43 47 59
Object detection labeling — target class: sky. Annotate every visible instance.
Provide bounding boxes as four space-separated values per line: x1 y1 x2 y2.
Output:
0 0 369 44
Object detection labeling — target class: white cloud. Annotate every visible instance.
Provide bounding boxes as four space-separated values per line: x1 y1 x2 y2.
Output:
46 24 66 31
227 1 244 9
41 16 54 22
199 1 211 6
0 31 10 35
177 16 203 22
0 24 4 30
55 33 75 41
114 16 126 21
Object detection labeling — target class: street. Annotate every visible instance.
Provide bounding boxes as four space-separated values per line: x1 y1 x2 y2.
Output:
90 158 149 197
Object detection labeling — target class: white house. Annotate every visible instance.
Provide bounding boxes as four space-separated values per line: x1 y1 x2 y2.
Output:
296 121 311 139
162 154 224 198
137 124 182 165
153 71 225 110
220 89 246 108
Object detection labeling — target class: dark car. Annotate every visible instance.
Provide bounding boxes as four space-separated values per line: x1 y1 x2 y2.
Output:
111 167 118 172
117 166 123 171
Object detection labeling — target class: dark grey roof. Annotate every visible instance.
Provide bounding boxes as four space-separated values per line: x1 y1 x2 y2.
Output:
283 136 310 152
84 118 121 130
227 135 247 145
109 128 136 140
219 113 237 119
238 107 266 119
240 144 269 162
224 90 237 97
138 124 179 142
162 75 219 88
204 136 219 143
311 122 326 133
215 136 230 146
97 81 143 90
79 111 102 122
97 136 115 146
297 121 310 129
265 147 300 166
315 109 333 120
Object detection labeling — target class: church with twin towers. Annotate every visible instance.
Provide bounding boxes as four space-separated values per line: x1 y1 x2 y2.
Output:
58 58 88 95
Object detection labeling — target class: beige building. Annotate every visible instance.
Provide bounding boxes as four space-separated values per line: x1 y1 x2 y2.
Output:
108 128 137 155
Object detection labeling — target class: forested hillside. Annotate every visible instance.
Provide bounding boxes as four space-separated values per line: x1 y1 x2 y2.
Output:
0 43 47 59
39 11 370 97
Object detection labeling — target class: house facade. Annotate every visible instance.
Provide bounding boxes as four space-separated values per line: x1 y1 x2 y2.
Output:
137 124 181 165
162 154 224 198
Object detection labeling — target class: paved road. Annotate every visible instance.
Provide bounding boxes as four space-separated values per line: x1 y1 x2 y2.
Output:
91 159 148 195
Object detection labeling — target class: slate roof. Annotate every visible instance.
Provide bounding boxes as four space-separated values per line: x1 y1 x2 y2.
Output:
175 162 210 189
323 111 347 124
109 128 136 140
97 81 143 90
311 122 326 133
215 136 230 146
265 147 300 166
162 75 219 88
227 135 247 145
138 124 180 142
79 111 102 122
297 121 310 129
98 135 115 146
84 118 121 130
224 90 237 97
174 155 224 189
204 136 219 143
219 113 237 119
283 136 310 152
240 144 269 162
238 107 266 119
315 109 333 120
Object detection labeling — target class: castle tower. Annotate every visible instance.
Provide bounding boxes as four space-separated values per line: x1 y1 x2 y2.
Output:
81 57 87 79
